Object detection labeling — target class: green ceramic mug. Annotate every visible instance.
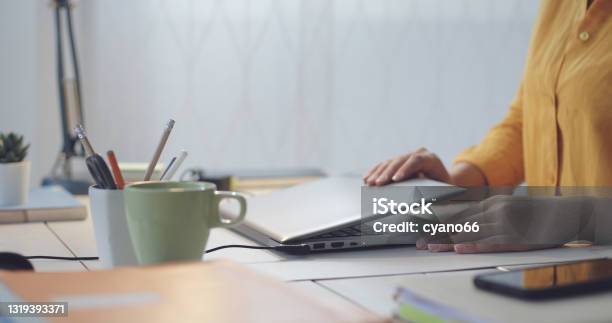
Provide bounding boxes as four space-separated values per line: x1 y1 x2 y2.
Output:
124 181 246 265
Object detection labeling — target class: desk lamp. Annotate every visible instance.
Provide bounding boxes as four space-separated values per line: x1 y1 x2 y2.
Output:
41 0 91 194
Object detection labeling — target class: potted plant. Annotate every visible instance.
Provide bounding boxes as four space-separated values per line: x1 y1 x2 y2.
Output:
0 132 30 206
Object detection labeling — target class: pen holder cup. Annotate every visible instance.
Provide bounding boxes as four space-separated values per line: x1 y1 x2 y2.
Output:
89 186 138 268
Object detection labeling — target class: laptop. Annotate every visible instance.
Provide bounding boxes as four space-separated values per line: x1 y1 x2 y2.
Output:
229 175 464 254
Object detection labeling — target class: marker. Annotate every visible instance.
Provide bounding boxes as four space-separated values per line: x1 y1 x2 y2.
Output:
144 119 175 181
74 125 117 190
75 125 94 157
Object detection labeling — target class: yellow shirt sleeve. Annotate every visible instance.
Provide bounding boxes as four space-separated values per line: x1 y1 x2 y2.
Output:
455 0 612 186
454 84 525 186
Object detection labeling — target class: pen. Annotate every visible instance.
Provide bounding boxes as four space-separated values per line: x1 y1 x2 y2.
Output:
144 119 175 181
74 125 117 190
162 150 188 181
77 128 95 156
106 150 126 189
159 156 177 181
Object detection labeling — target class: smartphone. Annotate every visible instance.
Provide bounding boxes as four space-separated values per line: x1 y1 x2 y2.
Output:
474 258 612 300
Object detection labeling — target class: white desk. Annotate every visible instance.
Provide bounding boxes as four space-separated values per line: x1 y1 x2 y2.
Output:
246 246 610 281
0 222 85 272
3 198 612 321
318 269 612 323
45 212 611 280
45 213 283 269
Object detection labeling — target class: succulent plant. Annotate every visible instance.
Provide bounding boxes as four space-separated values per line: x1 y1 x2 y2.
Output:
0 132 30 163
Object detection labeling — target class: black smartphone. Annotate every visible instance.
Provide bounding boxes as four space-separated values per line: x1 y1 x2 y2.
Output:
474 258 612 300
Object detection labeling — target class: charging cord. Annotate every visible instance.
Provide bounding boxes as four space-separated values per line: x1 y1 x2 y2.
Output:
24 244 310 261
204 245 276 253
204 244 310 255
25 256 99 261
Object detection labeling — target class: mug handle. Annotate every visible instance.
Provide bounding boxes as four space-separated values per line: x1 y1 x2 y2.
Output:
211 191 247 228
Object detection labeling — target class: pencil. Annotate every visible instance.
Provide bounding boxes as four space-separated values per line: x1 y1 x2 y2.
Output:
107 150 126 189
144 119 175 181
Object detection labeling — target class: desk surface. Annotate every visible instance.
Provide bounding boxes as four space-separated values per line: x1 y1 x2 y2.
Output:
2 195 612 321
319 269 612 323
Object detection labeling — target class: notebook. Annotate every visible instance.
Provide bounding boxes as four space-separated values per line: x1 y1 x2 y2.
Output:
0 186 86 224
0 260 379 323
394 287 485 323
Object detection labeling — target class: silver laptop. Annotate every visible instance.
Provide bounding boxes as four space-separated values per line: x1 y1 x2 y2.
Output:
229 175 463 254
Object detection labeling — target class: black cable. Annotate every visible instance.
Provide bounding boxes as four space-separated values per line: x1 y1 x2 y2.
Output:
25 256 99 261
23 244 311 262
206 244 311 255
204 245 276 253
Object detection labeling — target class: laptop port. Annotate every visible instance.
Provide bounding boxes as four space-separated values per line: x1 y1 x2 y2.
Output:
313 243 325 249
349 242 358 246
331 242 344 248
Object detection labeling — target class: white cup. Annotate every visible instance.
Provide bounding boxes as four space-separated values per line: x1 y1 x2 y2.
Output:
89 186 138 268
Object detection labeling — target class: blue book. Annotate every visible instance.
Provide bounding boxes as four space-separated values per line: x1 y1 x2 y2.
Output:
0 186 86 223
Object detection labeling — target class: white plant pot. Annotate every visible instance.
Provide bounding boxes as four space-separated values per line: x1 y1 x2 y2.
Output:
0 160 30 206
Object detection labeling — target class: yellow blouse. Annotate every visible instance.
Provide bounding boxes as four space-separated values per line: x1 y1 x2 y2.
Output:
455 0 612 186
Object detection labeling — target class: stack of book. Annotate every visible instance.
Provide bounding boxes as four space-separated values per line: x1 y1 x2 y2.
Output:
0 186 86 224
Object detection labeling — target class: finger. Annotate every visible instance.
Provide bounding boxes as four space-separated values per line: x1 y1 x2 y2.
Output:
389 147 428 182
454 243 533 254
440 205 498 231
416 238 427 250
393 154 425 182
363 166 376 181
453 235 555 254
377 156 409 185
393 151 451 183
456 242 560 254
448 222 499 244
427 244 455 252
454 235 514 253
372 160 394 186
416 234 449 249
366 160 389 185
419 152 451 183
364 163 383 183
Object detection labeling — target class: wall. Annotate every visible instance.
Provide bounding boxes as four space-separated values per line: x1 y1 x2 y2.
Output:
0 0 59 186
0 0 539 186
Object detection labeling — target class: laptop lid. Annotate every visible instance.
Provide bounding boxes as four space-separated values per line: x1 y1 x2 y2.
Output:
239 175 460 243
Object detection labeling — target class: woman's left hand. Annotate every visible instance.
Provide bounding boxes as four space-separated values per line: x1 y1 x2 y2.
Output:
416 194 589 253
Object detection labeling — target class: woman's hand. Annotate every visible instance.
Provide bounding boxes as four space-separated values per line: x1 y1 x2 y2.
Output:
363 147 486 187
416 195 588 253
363 148 451 186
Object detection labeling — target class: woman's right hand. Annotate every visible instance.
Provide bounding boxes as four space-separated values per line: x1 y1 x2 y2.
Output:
363 148 487 187
363 148 451 186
